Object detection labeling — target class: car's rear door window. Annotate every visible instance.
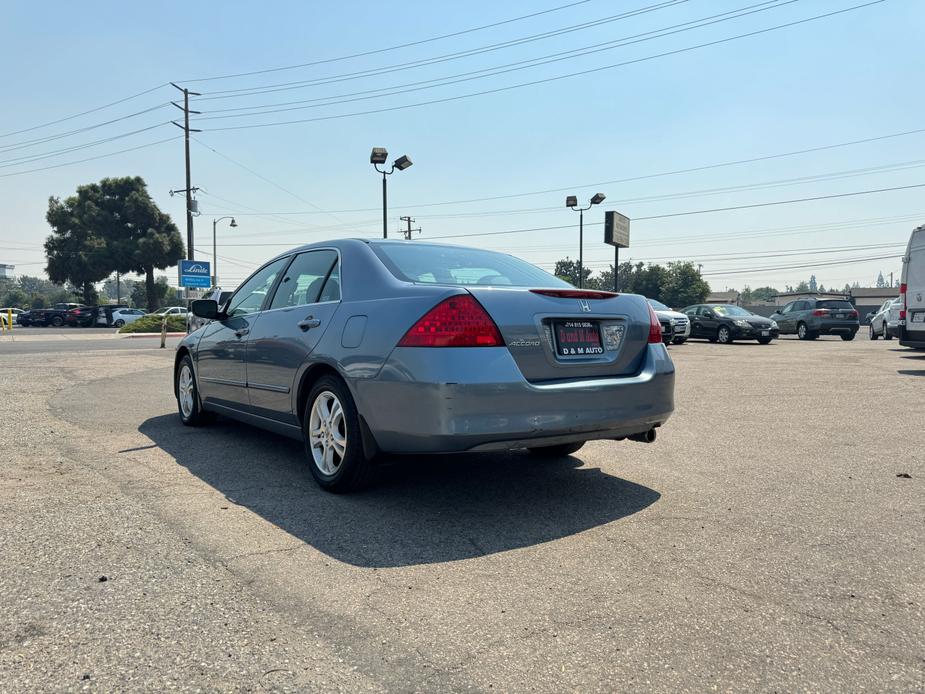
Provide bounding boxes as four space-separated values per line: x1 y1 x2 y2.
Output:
269 250 338 310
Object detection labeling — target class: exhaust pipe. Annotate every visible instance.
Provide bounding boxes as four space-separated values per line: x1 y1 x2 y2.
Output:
628 429 656 444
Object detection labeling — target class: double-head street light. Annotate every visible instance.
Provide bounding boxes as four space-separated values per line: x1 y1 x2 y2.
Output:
566 193 606 288
371 147 413 239
212 216 237 285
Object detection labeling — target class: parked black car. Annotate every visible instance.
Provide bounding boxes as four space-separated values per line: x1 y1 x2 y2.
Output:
65 304 129 327
26 303 84 327
769 298 859 341
682 304 779 344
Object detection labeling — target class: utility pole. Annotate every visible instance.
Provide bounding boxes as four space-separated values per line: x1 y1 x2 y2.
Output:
399 216 420 240
116 273 120 304
170 83 201 261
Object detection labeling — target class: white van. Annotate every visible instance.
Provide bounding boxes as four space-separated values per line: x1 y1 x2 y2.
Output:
900 224 925 350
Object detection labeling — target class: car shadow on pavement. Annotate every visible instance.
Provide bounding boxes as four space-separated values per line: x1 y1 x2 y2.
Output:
138 414 660 568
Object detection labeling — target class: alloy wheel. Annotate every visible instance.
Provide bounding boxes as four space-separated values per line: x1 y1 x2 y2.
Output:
177 364 195 418
309 391 347 475
718 326 731 344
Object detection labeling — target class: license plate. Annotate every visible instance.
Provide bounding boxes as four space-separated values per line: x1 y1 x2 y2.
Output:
761 330 770 336
835 313 847 319
913 313 925 323
553 320 604 357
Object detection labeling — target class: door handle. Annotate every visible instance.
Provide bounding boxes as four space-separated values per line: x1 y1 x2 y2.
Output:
234 328 250 338
297 317 322 331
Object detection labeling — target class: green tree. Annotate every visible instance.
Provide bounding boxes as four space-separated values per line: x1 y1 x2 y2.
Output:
660 262 710 308
45 193 111 304
794 280 810 293
554 257 593 287
87 176 184 311
633 263 668 300
749 286 779 302
1 287 29 308
809 274 818 291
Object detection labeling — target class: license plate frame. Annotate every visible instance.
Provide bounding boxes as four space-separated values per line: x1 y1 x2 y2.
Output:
552 319 604 358
913 313 925 323
761 330 770 336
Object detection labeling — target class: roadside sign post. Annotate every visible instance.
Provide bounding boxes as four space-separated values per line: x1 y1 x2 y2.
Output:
604 211 630 292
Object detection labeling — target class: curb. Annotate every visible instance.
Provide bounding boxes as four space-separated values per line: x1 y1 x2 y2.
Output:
121 332 187 339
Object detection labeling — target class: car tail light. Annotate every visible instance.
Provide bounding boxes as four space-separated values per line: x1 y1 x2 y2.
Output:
67 308 80 314
398 294 503 347
900 282 907 320
647 304 663 344
849 310 858 318
530 289 617 299
811 309 830 316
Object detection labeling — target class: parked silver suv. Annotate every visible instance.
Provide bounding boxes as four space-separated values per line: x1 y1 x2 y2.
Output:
770 298 859 341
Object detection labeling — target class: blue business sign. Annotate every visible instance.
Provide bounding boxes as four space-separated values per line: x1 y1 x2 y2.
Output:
179 259 212 288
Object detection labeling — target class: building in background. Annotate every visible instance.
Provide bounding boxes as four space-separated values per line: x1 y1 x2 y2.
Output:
706 290 740 305
0 263 14 279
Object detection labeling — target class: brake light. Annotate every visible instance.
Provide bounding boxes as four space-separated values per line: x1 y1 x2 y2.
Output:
67 308 81 314
530 289 617 299
811 309 830 317
900 282 907 320
647 304 663 344
849 310 858 318
398 294 503 347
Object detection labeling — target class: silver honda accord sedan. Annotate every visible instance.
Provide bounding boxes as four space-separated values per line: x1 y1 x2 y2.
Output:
175 239 675 492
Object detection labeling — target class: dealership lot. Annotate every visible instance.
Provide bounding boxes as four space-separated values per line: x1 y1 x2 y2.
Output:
0 336 922 691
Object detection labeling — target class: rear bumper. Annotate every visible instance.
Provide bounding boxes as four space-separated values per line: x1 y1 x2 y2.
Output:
813 321 859 334
353 344 675 454
900 326 925 349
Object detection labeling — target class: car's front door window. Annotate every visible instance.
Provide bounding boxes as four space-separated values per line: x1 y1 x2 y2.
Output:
226 258 289 317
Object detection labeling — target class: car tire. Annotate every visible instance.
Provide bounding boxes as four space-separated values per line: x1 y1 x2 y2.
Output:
303 375 373 493
50 316 64 327
757 337 773 345
797 322 811 340
869 324 879 340
672 337 687 345
528 441 585 457
841 332 856 342
717 326 733 344
175 355 209 426
114 319 125 327
883 324 892 340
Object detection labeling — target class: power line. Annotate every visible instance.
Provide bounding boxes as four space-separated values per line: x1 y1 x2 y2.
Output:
180 0 599 84
194 0 788 116
195 0 691 101
0 122 172 169
699 252 902 276
202 2 884 132
0 83 170 139
0 136 180 179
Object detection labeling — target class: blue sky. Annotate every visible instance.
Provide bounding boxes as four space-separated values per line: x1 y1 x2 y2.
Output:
1 0 922 292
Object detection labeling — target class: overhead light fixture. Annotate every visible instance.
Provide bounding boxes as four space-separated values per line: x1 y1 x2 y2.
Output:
393 155 413 171
590 193 606 205
565 195 578 208
370 147 388 165
229 218 238 228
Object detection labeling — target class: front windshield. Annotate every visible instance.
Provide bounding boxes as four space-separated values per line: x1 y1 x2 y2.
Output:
712 305 752 317
647 299 670 311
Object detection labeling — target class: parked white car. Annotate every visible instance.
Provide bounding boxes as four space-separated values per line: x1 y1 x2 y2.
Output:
868 298 901 340
647 298 691 345
0 307 24 327
110 308 146 327
150 306 188 318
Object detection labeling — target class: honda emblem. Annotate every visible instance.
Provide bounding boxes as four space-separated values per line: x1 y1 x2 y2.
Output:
578 299 591 312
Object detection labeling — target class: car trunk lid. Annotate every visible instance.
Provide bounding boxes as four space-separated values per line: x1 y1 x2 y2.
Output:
466 287 652 382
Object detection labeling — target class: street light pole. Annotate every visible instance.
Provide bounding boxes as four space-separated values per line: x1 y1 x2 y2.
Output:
566 193 606 289
211 216 237 286
370 148 413 240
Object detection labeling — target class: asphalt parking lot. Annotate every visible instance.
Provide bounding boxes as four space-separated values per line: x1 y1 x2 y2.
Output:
1 335 922 692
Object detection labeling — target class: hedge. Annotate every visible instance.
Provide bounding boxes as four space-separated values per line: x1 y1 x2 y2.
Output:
118 314 187 333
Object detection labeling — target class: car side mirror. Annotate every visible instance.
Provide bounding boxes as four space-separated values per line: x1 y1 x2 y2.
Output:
191 299 220 320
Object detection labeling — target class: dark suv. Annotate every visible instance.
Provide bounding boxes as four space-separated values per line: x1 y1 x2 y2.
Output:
770 298 859 341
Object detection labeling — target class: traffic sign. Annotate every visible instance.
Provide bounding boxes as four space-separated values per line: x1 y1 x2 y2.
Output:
179 259 211 288
604 211 630 248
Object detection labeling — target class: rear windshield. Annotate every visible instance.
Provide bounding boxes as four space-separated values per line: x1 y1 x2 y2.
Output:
816 300 853 309
372 243 569 288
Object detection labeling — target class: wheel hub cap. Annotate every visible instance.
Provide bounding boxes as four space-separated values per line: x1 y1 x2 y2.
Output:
178 365 194 417
309 391 346 475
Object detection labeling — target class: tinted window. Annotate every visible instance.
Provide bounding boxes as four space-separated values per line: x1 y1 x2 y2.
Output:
227 257 289 317
697 307 713 317
816 300 853 310
270 250 338 310
648 299 670 311
372 243 569 288
319 262 340 302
